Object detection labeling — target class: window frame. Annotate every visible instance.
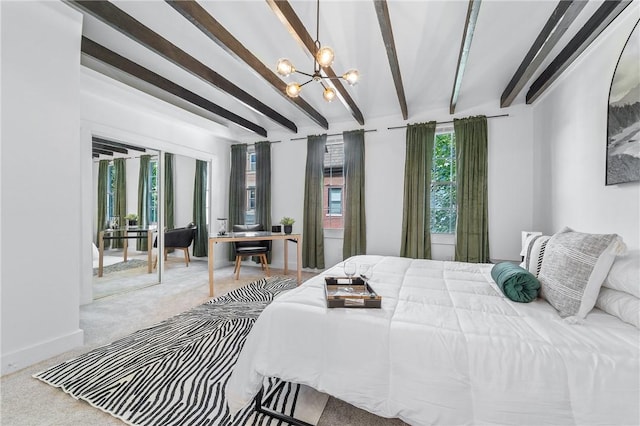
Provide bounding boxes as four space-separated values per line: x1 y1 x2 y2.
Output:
323 136 345 229
430 128 457 234
148 159 158 225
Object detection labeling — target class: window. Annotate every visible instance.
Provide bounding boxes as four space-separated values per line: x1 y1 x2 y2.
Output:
323 137 344 229
430 130 457 234
148 160 158 224
328 187 342 215
245 146 256 224
248 152 256 172
106 164 115 221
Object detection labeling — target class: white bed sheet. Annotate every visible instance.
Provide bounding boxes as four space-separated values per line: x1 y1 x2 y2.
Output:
227 255 640 425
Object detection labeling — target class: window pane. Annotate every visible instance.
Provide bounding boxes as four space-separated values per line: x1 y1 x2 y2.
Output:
328 187 342 215
432 158 452 182
434 133 452 157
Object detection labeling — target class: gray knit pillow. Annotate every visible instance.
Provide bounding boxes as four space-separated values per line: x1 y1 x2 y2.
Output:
539 227 623 318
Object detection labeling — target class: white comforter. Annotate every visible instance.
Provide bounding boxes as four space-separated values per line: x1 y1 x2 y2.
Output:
227 255 640 425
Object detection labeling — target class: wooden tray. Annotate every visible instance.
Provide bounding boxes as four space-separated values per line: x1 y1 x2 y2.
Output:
324 276 381 308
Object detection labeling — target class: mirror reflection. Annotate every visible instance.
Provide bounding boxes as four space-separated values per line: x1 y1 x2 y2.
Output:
92 138 160 299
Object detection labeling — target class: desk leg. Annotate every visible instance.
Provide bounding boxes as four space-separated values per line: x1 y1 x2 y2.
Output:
284 238 289 276
98 231 104 278
208 238 214 297
296 235 302 284
147 230 153 273
123 232 128 262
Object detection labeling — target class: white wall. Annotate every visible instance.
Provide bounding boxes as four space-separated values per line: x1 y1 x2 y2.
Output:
80 68 232 304
255 101 535 269
1 1 84 375
532 4 640 250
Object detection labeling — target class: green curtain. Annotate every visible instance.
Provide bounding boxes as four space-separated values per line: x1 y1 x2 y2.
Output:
97 160 110 249
255 141 272 263
342 129 366 259
454 115 490 263
228 144 247 261
136 155 150 251
400 121 436 259
193 159 208 257
302 134 326 269
112 158 127 249
165 153 175 230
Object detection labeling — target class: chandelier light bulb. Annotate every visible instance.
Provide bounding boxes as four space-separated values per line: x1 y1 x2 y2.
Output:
316 46 335 68
276 58 295 77
286 82 302 97
343 69 360 86
323 86 336 102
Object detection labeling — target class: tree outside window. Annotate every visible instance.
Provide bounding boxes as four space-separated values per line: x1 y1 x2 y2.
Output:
430 131 457 234
148 160 158 224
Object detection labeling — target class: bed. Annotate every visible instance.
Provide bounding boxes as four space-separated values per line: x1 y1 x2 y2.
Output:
227 250 639 425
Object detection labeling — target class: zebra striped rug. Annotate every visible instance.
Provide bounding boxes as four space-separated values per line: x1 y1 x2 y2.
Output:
34 277 327 425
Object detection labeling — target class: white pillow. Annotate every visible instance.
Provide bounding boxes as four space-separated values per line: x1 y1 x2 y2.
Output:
520 235 551 277
539 227 625 318
603 250 640 298
92 243 100 260
596 287 640 328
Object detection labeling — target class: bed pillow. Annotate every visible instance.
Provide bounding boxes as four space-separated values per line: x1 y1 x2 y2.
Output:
538 227 624 318
520 235 551 277
602 250 640 298
491 262 540 303
92 242 99 260
596 287 640 328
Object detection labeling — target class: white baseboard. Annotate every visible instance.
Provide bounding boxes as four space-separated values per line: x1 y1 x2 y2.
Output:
1 329 84 376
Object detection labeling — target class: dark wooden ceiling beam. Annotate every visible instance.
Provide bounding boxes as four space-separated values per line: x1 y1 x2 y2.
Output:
82 37 268 137
93 141 128 154
501 0 587 108
450 0 482 115
68 0 296 133
166 0 328 130
93 148 114 156
265 0 365 126
92 137 147 152
526 0 632 104
373 0 408 120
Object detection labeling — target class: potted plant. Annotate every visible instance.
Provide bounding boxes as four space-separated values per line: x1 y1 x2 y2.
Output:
125 213 138 226
280 217 295 234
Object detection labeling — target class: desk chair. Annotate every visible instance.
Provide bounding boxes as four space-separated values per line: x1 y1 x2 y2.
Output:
153 226 196 268
232 224 271 280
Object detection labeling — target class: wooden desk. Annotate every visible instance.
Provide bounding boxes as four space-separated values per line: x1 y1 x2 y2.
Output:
208 232 302 297
98 228 154 277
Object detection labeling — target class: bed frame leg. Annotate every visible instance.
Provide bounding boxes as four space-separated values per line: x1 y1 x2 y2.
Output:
253 383 314 426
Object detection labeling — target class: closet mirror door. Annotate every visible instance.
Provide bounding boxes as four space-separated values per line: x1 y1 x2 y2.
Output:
159 153 209 282
92 138 161 299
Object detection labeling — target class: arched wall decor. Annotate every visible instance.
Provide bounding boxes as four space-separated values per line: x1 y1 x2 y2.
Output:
606 20 640 186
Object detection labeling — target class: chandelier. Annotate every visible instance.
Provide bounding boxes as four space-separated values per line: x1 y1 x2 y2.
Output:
276 0 359 102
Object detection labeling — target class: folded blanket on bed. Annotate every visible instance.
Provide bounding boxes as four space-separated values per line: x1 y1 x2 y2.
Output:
491 262 540 303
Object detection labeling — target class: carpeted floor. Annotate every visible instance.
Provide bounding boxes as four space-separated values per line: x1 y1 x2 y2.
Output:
1 259 407 425
35 276 327 426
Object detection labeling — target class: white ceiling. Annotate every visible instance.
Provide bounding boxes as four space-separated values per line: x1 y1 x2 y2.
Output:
75 0 609 140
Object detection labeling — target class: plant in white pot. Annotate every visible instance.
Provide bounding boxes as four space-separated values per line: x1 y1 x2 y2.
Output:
280 217 295 234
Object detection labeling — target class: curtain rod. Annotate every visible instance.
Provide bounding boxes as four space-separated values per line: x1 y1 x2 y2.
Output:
387 113 509 130
290 129 377 142
243 140 282 146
